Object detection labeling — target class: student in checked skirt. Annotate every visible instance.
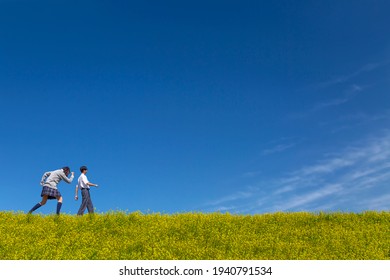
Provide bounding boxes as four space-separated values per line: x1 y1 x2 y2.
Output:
28 167 74 215
75 166 98 215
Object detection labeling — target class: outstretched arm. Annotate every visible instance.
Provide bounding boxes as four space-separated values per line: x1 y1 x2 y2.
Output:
81 175 98 188
87 182 99 187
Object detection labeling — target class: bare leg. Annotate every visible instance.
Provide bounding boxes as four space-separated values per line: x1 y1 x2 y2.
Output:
28 195 48 214
40 195 48 205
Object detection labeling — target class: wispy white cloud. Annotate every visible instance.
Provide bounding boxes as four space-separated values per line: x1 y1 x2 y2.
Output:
261 137 302 156
298 158 355 176
242 170 262 178
205 190 255 207
262 143 296 155
313 61 390 89
294 60 388 122
325 110 390 134
338 110 390 123
360 194 390 210
348 84 363 93
273 184 343 211
313 97 350 111
311 83 365 112
273 185 294 195
204 131 390 213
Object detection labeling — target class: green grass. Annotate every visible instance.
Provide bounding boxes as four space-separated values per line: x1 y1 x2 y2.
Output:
0 211 389 260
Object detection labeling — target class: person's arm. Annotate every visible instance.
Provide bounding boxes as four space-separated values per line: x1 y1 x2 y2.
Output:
61 171 74 183
87 182 99 187
40 171 51 185
75 185 79 200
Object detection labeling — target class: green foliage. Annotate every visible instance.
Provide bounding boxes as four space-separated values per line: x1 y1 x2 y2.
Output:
0 211 389 260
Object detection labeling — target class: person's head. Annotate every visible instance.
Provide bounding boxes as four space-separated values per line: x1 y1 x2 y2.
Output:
62 166 71 176
80 166 88 174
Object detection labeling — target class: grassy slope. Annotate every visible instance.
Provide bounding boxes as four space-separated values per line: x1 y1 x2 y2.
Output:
0 211 389 260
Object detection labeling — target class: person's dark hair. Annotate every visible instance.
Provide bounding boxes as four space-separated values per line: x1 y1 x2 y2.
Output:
62 166 70 176
80 166 88 172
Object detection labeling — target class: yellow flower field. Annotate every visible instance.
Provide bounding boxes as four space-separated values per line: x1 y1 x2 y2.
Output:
0 211 389 260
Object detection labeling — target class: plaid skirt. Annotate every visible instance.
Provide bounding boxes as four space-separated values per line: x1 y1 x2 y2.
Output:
41 186 61 199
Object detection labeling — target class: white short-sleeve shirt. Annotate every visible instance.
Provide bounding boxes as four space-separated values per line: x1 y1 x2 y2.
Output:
78 173 89 189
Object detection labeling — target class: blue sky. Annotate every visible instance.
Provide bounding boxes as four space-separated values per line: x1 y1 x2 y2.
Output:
0 0 389 214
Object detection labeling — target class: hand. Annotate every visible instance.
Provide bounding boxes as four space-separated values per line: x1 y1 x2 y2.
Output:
75 195 78 201
71 172 75 176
